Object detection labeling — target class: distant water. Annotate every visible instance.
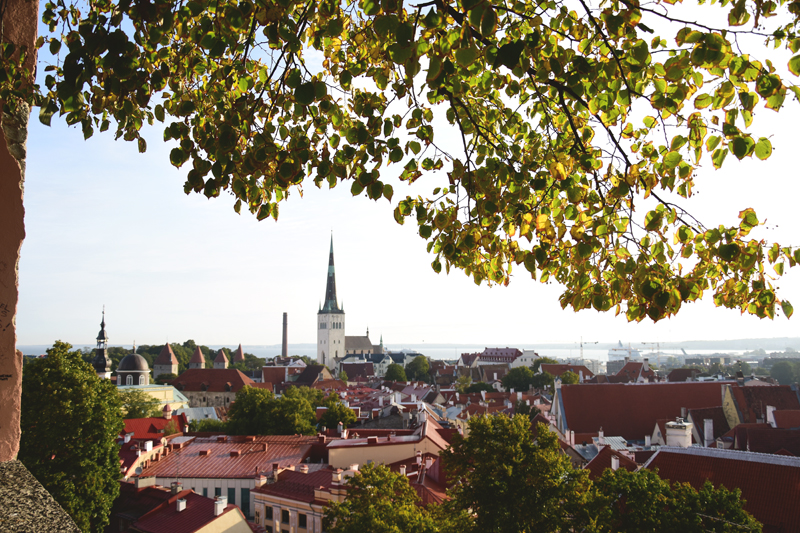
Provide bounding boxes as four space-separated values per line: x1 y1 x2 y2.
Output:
17 343 755 362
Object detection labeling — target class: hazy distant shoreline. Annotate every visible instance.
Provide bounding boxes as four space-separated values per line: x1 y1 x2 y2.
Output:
17 337 800 361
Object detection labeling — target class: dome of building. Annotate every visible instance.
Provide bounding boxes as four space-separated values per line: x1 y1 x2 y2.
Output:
117 352 149 372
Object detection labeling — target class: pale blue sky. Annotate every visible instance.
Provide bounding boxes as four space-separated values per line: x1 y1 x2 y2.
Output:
16 7 800 348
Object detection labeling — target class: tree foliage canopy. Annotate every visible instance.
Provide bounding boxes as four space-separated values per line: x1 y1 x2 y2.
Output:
501 365 534 390
323 463 441 533
442 416 592 532
385 363 408 381
226 384 352 434
405 355 431 381
439 413 760 532
19 341 124 533
119 387 162 418
4 0 800 322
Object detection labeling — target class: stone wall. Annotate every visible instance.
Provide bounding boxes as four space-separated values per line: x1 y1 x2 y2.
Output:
0 0 39 462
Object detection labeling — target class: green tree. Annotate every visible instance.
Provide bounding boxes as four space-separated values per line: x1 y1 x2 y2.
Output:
590 467 762 532
226 386 277 435
338 370 349 381
441 416 592 533
154 372 178 385
532 357 559 374
406 355 431 382
11 0 800 327
770 361 797 385
119 388 162 419
323 463 438 533
501 366 534 391
530 371 556 390
464 382 494 393
385 364 407 382
454 375 473 393
19 341 124 533
514 401 541 422
320 393 357 430
188 418 228 432
560 370 580 385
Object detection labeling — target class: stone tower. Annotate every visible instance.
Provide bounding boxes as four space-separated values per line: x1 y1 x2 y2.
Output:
317 237 345 368
188 347 205 369
91 309 112 379
213 349 228 369
153 343 179 380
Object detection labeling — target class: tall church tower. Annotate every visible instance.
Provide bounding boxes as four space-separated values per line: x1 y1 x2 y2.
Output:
317 237 345 368
92 309 112 379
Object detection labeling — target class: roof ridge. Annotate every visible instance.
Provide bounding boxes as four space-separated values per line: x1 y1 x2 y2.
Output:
644 445 800 469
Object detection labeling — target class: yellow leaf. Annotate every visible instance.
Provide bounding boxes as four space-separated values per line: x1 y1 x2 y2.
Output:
535 214 548 231
549 162 567 181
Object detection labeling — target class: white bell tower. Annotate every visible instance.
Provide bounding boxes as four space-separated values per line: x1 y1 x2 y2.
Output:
317 237 345 368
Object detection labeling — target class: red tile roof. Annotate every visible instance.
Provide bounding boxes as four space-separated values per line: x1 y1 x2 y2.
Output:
738 427 800 455
583 445 638 479
123 414 189 442
252 466 335 503
189 348 206 365
540 364 595 380
110 483 175 524
667 368 699 382
138 435 316 480
687 406 730 442
614 361 657 382
155 344 179 366
730 385 800 424
233 344 245 363
557 382 726 440
644 447 800 532
774 410 800 429
340 362 375 379
262 367 287 386
172 369 254 393
133 489 243 533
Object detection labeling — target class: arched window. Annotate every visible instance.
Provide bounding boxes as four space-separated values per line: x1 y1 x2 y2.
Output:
126 375 133 386
138 375 145 385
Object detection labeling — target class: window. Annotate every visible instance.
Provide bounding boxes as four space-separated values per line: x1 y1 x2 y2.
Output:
241 488 250 517
215 487 221 497
138 375 145 385
255 510 260 525
228 487 236 505
299 513 307 529
282 509 290 524
126 375 132 386
203 488 208 497
265 507 273 520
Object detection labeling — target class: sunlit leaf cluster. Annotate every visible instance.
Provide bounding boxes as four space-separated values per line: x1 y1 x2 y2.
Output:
3 0 800 320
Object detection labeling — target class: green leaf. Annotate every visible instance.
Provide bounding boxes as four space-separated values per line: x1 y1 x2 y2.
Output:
719 243 740 261
782 300 794 318
170 148 189 167
694 93 712 109
494 40 525 70
383 183 394 201
49 39 61 55
295 83 316 105
712 148 728 169
480 7 497 36
455 47 478 67
790 55 800 77
754 138 772 160
730 136 754 159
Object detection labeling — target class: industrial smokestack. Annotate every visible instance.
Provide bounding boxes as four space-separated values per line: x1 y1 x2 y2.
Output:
282 312 288 357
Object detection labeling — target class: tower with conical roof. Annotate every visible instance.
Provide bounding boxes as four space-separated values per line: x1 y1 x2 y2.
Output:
153 343 179 380
188 346 206 369
317 237 345 368
213 349 229 369
92 309 112 379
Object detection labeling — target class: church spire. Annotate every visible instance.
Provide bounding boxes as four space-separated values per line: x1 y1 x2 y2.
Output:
92 308 111 378
321 236 342 314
